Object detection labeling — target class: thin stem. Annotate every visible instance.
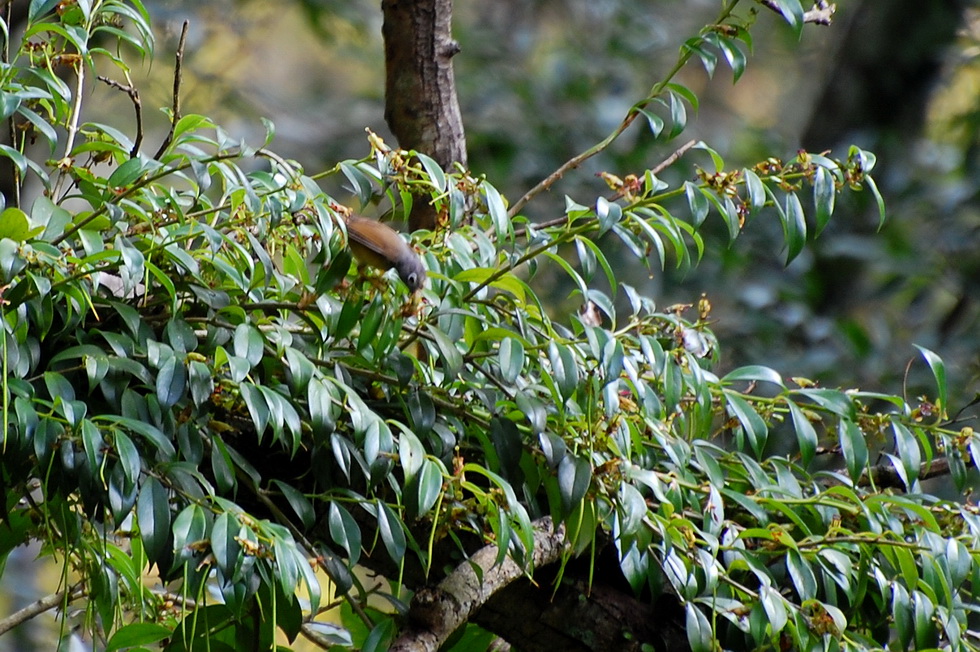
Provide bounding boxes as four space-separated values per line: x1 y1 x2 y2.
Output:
508 3 742 217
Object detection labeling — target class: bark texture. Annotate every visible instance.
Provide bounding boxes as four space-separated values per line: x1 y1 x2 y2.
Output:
382 0 467 230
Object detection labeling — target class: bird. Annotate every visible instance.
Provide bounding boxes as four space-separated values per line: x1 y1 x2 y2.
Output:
345 215 427 292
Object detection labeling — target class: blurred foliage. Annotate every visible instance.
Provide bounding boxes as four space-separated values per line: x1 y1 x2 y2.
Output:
5 2 980 652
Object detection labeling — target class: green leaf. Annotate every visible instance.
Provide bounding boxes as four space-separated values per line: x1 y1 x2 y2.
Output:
107 158 146 188
398 430 425 483
786 399 818 467
668 91 688 139
782 192 806 264
105 623 173 652
595 196 623 236
376 501 406 564
155 355 186 408
498 337 525 384
786 550 817 601
771 0 805 37
29 0 61 22
416 152 447 193
172 504 207 562
211 511 242 578
724 391 768 458
414 459 443 516
686 603 713 652
813 165 835 235
114 430 141 485
839 418 868 481
426 324 462 379
240 383 270 440
137 477 171 564
684 182 708 226
483 180 510 241
722 365 785 388
865 174 887 230
0 208 32 241
233 323 264 367
274 480 314 530
547 342 579 401
557 455 591 517
913 345 947 419
891 421 921 488
743 168 766 214
328 501 362 565
638 108 664 138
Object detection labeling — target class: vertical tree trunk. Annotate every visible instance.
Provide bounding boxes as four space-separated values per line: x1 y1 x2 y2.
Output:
382 0 467 231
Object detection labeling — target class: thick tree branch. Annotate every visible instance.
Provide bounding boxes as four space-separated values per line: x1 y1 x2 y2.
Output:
0 583 85 637
389 516 566 652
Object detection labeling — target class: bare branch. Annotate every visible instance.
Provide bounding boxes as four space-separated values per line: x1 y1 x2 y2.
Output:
0 584 85 637
154 20 190 160
860 455 952 490
390 517 567 652
97 74 143 158
510 138 698 239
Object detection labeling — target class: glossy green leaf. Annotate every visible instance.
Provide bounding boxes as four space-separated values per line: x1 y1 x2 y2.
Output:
724 391 768 458
686 603 713 652
557 455 592 517
414 459 443 516
274 480 314 530
137 477 171 564
547 341 579 401
785 399 818 467
233 323 264 367
839 418 868 481
813 164 835 235
376 501 406 564
211 511 242 578
155 355 186 408
685 181 709 226
914 345 947 419
498 337 525 384
105 622 173 652
328 501 361 565
722 365 785 388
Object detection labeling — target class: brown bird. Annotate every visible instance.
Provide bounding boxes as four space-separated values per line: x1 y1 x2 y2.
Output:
345 215 427 292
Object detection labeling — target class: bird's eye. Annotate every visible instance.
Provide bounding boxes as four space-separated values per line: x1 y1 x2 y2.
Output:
408 273 418 287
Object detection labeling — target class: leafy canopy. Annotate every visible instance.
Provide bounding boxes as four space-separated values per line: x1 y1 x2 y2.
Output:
0 1 975 651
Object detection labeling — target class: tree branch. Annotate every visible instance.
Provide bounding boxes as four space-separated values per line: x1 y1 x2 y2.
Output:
389 516 567 652
0 583 85 637
97 74 143 158
153 20 190 160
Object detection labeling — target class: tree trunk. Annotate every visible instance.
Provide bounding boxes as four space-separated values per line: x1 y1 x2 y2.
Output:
382 0 467 231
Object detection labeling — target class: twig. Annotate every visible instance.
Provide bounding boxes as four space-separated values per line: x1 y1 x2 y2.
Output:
154 20 190 160
97 74 143 158
510 139 698 240
52 53 86 200
651 138 697 176
759 0 836 26
507 3 740 218
0 583 85 637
